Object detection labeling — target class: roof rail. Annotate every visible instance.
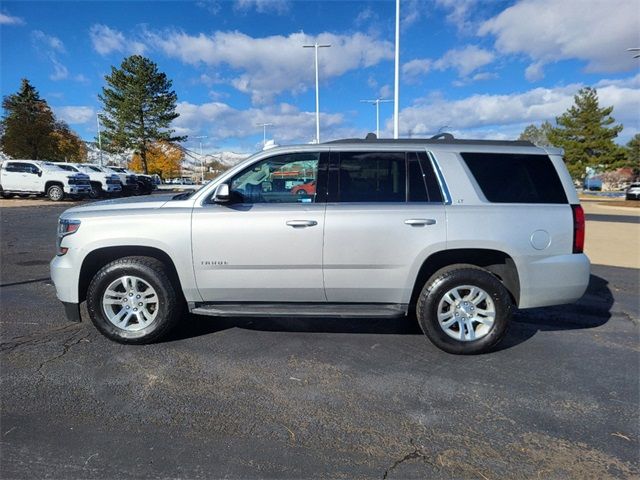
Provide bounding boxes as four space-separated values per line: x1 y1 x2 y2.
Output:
325 133 535 147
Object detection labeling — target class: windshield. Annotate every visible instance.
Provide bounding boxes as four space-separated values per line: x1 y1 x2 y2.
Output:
87 166 103 172
56 164 77 172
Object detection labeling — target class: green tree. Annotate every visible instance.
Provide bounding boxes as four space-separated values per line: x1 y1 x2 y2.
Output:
99 55 185 173
548 87 624 179
518 121 553 146
624 133 640 179
1 79 57 159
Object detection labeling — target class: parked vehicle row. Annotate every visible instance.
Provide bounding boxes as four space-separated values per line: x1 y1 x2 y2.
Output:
0 160 156 201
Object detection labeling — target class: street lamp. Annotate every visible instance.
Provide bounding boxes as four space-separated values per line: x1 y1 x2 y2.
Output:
303 42 331 144
96 112 104 167
193 135 207 184
393 0 400 139
360 98 393 138
256 123 274 148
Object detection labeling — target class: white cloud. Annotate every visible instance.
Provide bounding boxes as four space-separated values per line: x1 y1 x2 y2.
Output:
31 30 65 53
174 101 355 145
434 0 477 31
524 62 545 82
144 30 393 104
0 11 24 25
31 30 69 81
433 45 495 77
393 76 640 142
402 59 432 82
90 24 146 56
234 0 289 15
55 106 96 124
402 45 494 84
480 0 639 74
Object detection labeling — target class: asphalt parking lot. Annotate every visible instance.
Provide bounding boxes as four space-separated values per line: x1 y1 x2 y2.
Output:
1 201 639 479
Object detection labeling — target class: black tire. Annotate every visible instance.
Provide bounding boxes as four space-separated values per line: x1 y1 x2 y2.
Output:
88 183 102 199
86 256 181 344
47 184 65 201
416 266 512 355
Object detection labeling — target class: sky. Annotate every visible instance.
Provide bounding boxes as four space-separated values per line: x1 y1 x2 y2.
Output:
1 0 639 153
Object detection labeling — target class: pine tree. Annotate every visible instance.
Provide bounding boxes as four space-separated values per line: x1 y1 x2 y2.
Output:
624 133 640 179
518 121 553 146
99 55 185 173
1 79 57 159
549 87 624 179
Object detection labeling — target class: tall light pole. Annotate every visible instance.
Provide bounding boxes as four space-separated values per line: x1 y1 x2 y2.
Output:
96 112 103 167
193 135 207 184
393 0 400 139
256 123 274 148
303 42 331 144
360 98 393 138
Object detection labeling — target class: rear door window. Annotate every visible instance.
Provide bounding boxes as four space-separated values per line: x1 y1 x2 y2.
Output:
337 152 406 202
461 153 567 204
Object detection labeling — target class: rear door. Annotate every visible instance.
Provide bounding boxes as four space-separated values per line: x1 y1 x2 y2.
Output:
192 151 329 302
322 150 447 304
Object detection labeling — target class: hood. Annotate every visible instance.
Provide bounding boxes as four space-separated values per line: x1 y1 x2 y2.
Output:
62 193 176 215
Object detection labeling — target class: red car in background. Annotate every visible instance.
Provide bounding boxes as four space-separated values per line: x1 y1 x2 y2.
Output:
291 180 316 197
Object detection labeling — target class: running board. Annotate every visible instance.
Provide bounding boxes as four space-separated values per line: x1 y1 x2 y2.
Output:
191 303 408 319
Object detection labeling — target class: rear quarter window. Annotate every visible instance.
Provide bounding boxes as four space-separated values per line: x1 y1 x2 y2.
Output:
461 153 567 204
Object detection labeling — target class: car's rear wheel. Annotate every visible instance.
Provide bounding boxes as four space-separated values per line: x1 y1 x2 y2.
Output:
416 266 512 354
86 256 181 344
47 184 64 201
88 183 102 199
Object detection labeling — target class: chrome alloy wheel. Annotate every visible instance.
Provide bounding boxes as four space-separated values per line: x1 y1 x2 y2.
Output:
436 285 496 341
102 275 159 331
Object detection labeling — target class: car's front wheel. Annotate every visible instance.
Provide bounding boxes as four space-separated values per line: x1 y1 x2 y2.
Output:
86 256 181 344
47 184 64 201
416 266 512 354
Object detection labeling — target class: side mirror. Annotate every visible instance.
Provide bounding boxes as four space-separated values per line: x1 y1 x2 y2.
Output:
213 183 230 203
37 170 42 177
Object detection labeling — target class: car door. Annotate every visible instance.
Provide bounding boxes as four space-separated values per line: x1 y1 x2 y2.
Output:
1 162 37 191
192 151 328 302
323 150 447 305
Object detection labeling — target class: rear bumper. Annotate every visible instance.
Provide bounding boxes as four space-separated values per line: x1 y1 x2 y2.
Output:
518 253 591 309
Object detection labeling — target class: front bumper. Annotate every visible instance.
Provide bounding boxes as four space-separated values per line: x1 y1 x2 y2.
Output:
64 185 91 195
626 192 640 200
103 183 122 193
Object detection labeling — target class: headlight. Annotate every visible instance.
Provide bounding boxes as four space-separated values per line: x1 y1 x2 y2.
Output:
56 219 81 255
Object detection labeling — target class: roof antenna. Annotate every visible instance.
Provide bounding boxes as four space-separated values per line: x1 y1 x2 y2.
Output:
430 133 454 140
365 132 377 140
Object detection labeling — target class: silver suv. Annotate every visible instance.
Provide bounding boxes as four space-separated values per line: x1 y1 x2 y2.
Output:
50 136 590 354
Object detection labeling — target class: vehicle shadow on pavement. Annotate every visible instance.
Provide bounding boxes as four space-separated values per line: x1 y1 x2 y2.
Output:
169 274 613 349
498 274 614 351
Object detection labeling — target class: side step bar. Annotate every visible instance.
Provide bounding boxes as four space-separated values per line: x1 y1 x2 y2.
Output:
191 303 408 319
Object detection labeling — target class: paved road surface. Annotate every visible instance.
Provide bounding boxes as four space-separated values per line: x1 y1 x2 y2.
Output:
1 203 638 479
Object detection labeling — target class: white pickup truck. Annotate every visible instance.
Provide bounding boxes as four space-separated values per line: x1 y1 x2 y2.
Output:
0 160 91 201
54 163 122 198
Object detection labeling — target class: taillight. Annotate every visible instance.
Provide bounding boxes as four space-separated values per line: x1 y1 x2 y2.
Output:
571 204 585 254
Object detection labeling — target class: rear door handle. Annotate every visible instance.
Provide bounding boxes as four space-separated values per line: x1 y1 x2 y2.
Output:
404 218 436 226
286 220 318 228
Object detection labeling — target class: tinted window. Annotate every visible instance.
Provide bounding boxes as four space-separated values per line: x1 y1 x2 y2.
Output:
338 152 406 202
230 153 320 204
408 153 428 202
6 162 36 173
461 153 567 204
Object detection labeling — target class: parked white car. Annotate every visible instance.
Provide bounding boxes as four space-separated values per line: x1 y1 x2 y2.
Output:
0 160 91 201
58 163 122 198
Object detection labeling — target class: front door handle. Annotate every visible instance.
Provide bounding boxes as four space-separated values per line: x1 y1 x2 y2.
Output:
286 220 318 228
404 218 436 226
